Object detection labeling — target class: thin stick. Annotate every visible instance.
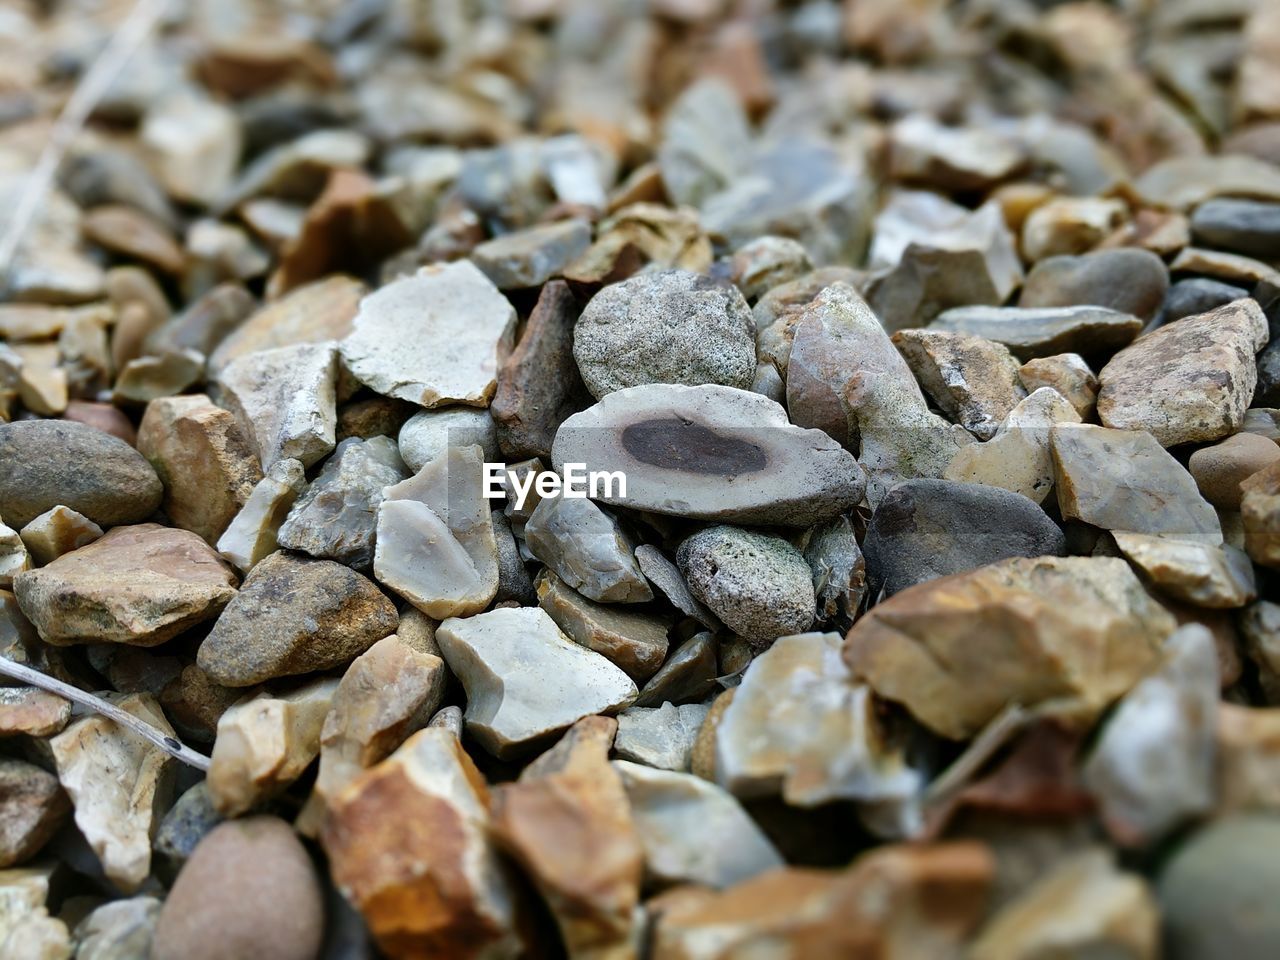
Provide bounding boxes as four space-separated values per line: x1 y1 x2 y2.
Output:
0 0 170 280
0 656 211 771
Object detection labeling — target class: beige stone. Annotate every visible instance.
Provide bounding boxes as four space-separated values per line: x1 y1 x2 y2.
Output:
1017 352 1098 419
16 507 101 567
215 458 307 572
1240 460 1280 566
1190 432 1280 510
892 329 1026 440
536 570 669 681
0 688 71 738
1113 533 1257 608
12 344 67 417
0 524 28 589
1021 196 1127 260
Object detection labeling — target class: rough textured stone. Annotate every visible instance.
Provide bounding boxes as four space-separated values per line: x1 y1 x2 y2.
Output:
0 760 67 869
1016 353 1098 418
396 407 498 473
930 305 1143 361
0 420 162 529
340 261 516 408
437 606 637 758
74 896 161 960
1113 534 1257 609
525 496 651 604
13 524 236 646
471 219 591 289
678 526 815 647
730 235 812 301
614 701 709 772
215 458 307 572
844 557 1175 740
277 436 407 568
536 571 669 681
552 383 865 526
1019 248 1169 324
152 817 324 960
573 269 755 399
137 394 263 544
892 329 1026 440
1190 432 1280 510
16 506 102 567
864 480 1065 597
1097 299 1268 446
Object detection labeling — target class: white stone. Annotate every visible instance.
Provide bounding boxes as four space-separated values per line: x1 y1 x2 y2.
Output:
0 523 29 588
141 93 242 208
216 458 308 572
614 702 709 771
397 406 499 473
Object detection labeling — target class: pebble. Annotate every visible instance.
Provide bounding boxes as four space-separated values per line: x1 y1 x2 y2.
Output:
0 688 71 738
1162 277 1250 325
13 342 68 415
1189 431 1280 509
141 93 242 207
552 383 865 526
888 115 1025 192
471 219 592 289
61 400 137 446
340 261 516 407
658 79 752 208
844 556 1174 740
803 515 867 628
112 349 205 407
396 406 498 473
1190 197 1280 258
277 436 407 568
1112 533 1257 609
892 329 1026 440
537 570 670 680
153 783 222 871
137 394 263 545
930 305 1144 361
634 632 719 708
864 479 1066 596
152 817 324 960
215 458 307 572
613 760 783 888
677 525 815 647
1097 298 1268 446
74 896 161 960
1134 153 1280 209
1241 461 1280 567
1016 352 1098 418
635 544 719 630
82 205 184 275
197 551 395 686
0 524 28 588
1021 196 1127 260
729 235 812 301
573 268 756 399
0 420 162 529
14 524 237 646
437 606 637 758
614 701 709 771
1171 246 1280 286
0 760 67 869
216 341 338 470
1019 248 1169 324
525 495 652 604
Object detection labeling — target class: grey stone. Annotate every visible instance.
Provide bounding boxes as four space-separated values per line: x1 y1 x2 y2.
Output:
930 305 1144 361
729 236 812 302
614 702 710 772
1019 248 1169 324
537 570 670 681
1161 278 1248 326
74 896 161 960
1190 198 1280 259
635 544 719 629
471 219 592 289
803 516 867 629
525 496 652 604
397 407 498 474
635 632 718 708
154 782 223 871
659 80 752 208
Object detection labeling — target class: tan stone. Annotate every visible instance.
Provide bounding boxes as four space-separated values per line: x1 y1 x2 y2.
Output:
844 557 1175 740
1021 196 1127 260
536 570 670 681
892 329 1026 440
16 506 101 567
12 343 67 417
1190 432 1280 510
82 205 184 274
1217 703 1280 814
0 524 28 589
215 458 307 572
111 350 204 407
12 524 237 647
1113 533 1256 608
1242 460 1280 567
0 760 68 869
0 688 70 738
1017 352 1098 419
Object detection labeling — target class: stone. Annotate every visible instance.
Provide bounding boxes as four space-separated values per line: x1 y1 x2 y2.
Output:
1113 533 1257 608
198 551 396 686
524 496 651 604
1051 424 1222 542
0 760 67 868
1240 601 1280 702
1016 353 1098 418
613 760 782 888
889 115 1024 192
1164 277 1249 325
49 693 175 891
1190 432 1280 509
844 556 1175 740
0 420 162 529
968 850 1159 960
491 511 535 605
0 910 71 959
0 688 70 738
437 606 637 758
471 219 591 289
340 261 516 408
74 896 161 960
14 524 236 646
217 341 338 471
929 305 1144 361
635 632 718 708
1241 461 1280 566
658 79 752 208
61 401 137 446
1190 198 1280 258
489 717 642 958
490 280 588 460
82 205 184 274
552 383 865 526
218 128 371 212
864 480 1066 596
1082 625 1218 846
111 350 205 408
396 407 498 473
215 458 307 572
206 679 337 817
137 395 263 545
152 817 324 960
1097 299 1268 446
678 526 814 647
573 269 756 400
276 436 407 568
336 395 416 445
12 343 67 416
729 235 812 301
373 445 501 618
300 635 446 835
892 330 1026 440
787 282 923 446
1217 703 1280 812
1157 815 1280 960
141 93 242 206
614 702 709 772
1170 246 1280 285
153 783 223 871
715 631 921 810
1021 196 1127 260
0 864 57 949
537 571 669 681
946 388 1082 504
1019 248 1169 324
0 525 27 588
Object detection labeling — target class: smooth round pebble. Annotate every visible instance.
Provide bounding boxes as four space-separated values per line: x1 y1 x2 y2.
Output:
1161 278 1248 326
1189 431 1280 509
676 525 814 648
151 816 324 960
1019 248 1169 324
397 406 499 472
573 268 757 399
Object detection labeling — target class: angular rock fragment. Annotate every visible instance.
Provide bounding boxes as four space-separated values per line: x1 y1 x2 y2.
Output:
340 261 516 407
658 79 751 208
1016 353 1098 419
49 693 175 890
471 219 591 289
396 406 498 473
635 544 719 629
635 632 718 708
277 436 407 568
82 204 184 274
141 93 241 207
552 384 865 526
889 115 1024 192
0 525 27 588
153 783 222 872
198 551 395 686
0 760 67 869
1216 703 1280 813
137 394 263 544
0 688 70 738
217 341 338 470
613 760 782 888
844 557 1175 740
525 496 651 604
1021 196 1127 260
892 329 1026 440
1242 461 1280 567
1097 299 1268 446
14 524 236 646
537 571 669 680
1112 533 1256 609
730 235 812 301
803 515 867 628
322 728 527 958
930 305 1143 361
74 895 161 960
1170 246 1280 286
207 679 337 817
614 702 709 772
373 445 500 618
215 458 307 572
437 606 637 758
13 343 67 415
112 349 205 407
1019 248 1169 324
16 506 101 567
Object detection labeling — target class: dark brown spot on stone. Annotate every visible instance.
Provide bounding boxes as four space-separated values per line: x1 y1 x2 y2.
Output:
620 419 767 476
